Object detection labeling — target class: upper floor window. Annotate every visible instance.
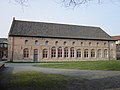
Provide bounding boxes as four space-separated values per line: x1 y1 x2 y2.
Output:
45 41 49 46
35 40 39 45
25 40 28 45
89 42 92 46
55 41 58 46
72 42 76 46
81 42 83 46
104 42 107 46
64 41 67 46
97 42 99 46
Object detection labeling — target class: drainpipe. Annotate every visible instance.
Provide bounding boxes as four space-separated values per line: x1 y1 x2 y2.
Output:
11 36 14 62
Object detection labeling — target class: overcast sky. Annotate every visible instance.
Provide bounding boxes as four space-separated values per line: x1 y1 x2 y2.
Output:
0 0 120 38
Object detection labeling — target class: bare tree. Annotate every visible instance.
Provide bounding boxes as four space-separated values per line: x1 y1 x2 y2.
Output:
10 0 120 8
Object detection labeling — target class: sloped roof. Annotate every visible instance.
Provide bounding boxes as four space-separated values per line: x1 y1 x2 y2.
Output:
0 38 7 43
9 19 115 41
112 36 120 40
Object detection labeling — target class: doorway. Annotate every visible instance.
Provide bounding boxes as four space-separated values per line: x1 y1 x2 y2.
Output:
34 49 38 62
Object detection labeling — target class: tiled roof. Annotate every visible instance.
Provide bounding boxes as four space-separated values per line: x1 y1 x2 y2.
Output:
0 38 7 43
9 20 115 41
112 36 120 40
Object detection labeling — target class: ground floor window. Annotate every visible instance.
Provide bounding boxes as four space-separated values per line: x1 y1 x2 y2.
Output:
51 47 56 58
58 47 62 58
91 49 95 58
64 47 68 58
77 49 81 58
23 48 29 58
70 47 74 58
104 49 108 58
97 49 101 58
43 49 48 58
84 49 88 58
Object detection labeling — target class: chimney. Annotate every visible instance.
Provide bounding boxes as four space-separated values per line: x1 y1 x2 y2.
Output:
13 17 15 20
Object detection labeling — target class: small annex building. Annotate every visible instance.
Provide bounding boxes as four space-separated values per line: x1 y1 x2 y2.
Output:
8 18 116 62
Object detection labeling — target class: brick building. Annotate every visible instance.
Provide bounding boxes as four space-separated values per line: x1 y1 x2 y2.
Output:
112 36 120 60
0 38 8 60
8 18 116 62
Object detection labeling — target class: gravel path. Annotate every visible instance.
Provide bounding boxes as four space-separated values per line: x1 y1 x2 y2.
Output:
1 63 120 90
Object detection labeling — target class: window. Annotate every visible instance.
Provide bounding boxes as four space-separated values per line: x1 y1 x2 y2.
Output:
55 41 58 46
104 49 108 58
23 48 29 58
43 49 48 58
77 49 81 58
25 40 28 45
97 49 101 58
81 42 83 46
104 42 107 46
84 49 88 58
64 41 67 46
4 44 8 48
58 47 62 58
70 47 74 58
64 47 68 58
51 47 56 58
0 44 3 48
45 41 49 46
97 42 99 46
91 49 95 58
35 40 39 45
89 42 92 46
72 42 76 46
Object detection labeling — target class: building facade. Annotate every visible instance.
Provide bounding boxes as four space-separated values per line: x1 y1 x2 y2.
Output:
8 19 116 62
0 38 8 60
112 36 120 60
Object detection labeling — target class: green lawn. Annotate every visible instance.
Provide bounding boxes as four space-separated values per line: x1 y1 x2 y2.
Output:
0 71 71 90
34 60 120 71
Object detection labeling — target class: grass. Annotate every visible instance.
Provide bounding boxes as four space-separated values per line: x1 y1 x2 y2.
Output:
34 60 120 71
0 71 71 90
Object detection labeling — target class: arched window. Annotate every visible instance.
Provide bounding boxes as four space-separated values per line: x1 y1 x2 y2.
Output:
70 47 74 58
84 49 88 58
58 47 62 58
81 42 83 46
43 49 48 58
97 49 101 58
91 49 95 58
25 40 28 45
64 47 68 58
77 49 81 58
23 48 29 58
35 40 39 45
104 49 108 58
51 47 56 58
